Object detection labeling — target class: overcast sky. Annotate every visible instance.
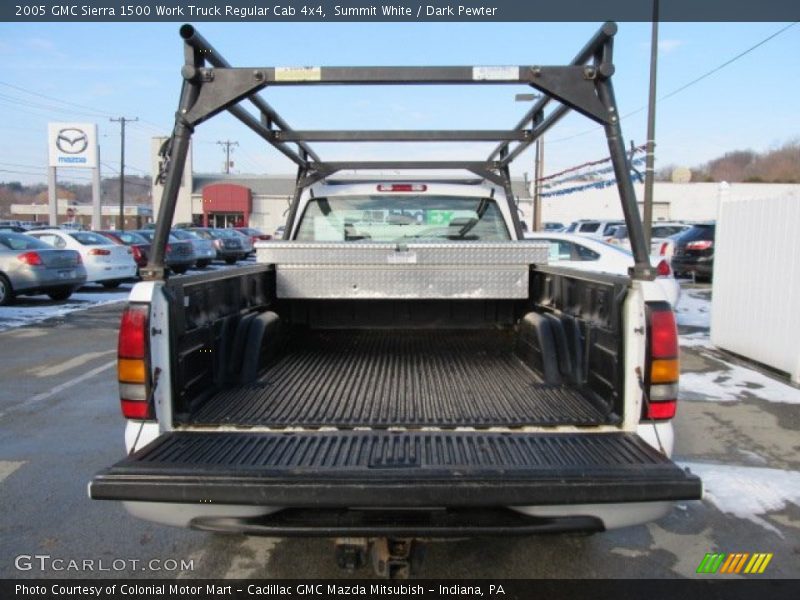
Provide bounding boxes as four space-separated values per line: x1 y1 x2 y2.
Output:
0 21 797 186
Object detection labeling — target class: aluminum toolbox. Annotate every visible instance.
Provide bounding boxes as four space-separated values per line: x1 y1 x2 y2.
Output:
256 242 549 299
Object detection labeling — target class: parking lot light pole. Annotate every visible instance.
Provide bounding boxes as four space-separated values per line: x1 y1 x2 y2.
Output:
515 93 543 231
643 0 660 248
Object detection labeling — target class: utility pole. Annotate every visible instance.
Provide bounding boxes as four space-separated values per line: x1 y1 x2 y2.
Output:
217 140 238 174
110 116 138 230
643 0 660 247
533 137 545 231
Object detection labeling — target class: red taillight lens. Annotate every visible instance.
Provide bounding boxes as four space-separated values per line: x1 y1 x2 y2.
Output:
376 183 427 192
120 399 151 420
656 259 671 277
74 253 83 265
118 304 152 420
647 401 676 420
686 240 713 251
651 309 678 358
118 305 147 359
130 246 142 261
17 251 43 266
659 242 669 256
643 303 679 421
89 248 111 256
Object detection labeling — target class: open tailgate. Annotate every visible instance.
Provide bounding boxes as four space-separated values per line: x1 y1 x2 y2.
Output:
90 431 701 506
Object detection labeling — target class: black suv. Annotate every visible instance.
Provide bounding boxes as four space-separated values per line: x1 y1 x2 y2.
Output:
671 223 715 282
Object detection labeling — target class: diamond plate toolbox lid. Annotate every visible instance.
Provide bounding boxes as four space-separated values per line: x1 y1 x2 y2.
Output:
256 242 549 300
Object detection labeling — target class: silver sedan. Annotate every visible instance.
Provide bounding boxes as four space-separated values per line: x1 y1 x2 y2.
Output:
0 231 87 305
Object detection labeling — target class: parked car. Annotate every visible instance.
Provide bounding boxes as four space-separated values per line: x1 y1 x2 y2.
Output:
96 230 151 272
170 228 216 268
670 223 716 282
25 229 135 289
563 219 625 239
543 222 565 232
188 227 247 264
131 230 195 275
235 227 271 243
0 231 87 305
606 222 691 255
227 229 254 256
234 227 270 254
525 231 680 307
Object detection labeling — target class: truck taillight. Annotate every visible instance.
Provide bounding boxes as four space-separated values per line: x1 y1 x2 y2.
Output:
376 183 427 192
642 303 679 421
118 303 153 420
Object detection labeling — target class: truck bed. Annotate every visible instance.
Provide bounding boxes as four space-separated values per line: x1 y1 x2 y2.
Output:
188 329 612 428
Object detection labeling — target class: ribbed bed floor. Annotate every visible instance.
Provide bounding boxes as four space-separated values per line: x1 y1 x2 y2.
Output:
189 330 609 427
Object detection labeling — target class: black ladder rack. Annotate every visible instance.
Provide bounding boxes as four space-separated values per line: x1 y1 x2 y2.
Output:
146 21 654 281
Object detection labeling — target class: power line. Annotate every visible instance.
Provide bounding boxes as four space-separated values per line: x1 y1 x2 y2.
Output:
548 21 799 145
0 81 113 117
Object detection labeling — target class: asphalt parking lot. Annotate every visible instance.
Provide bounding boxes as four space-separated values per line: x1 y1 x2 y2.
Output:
0 280 798 579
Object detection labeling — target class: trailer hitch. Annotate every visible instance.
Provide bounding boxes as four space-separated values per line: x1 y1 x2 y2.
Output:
334 537 426 579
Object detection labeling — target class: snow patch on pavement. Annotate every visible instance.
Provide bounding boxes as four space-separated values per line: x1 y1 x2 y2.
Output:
0 286 131 332
680 331 712 348
681 360 800 404
676 289 711 328
680 462 800 536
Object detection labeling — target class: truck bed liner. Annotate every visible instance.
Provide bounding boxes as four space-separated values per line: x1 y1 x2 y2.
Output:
188 329 611 428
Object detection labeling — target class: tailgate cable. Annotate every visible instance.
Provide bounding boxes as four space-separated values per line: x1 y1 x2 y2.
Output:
129 367 161 456
635 366 667 456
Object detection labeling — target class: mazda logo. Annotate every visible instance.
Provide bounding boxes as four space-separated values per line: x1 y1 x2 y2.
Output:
56 128 88 154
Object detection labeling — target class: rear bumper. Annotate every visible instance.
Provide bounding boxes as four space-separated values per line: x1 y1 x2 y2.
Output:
86 263 137 282
11 269 86 293
90 431 702 508
671 255 713 275
189 508 605 537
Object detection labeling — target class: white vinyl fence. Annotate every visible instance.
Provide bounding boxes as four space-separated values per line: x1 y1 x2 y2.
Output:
710 191 800 383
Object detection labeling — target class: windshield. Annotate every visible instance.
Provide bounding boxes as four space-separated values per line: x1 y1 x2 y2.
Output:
296 195 511 242
0 233 53 251
70 231 112 246
171 229 199 240
214 229 242 238
136 231 178 242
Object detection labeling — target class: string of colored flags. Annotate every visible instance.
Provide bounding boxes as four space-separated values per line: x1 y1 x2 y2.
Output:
538 144 647 199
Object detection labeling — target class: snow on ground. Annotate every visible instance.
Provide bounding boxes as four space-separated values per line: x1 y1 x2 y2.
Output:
675 288 711 328
673 286 800 404
679 331 712 348
0 284 132 332
679 461 800 537
0 259 256 333
680 361 800 404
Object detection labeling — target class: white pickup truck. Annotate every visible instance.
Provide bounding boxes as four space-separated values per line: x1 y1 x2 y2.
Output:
90 22 701 576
